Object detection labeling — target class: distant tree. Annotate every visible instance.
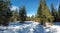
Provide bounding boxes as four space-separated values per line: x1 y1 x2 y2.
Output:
17 15 20 21
13 9 19 21
58 4 60 18
0 0 12 26
57 3 60 22
31 15 34 21
26 16 31 21
10 9 19 22
51 3 58 22
19 6 27 23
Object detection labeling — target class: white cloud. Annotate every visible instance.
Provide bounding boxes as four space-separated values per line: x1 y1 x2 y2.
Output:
10 5 19 11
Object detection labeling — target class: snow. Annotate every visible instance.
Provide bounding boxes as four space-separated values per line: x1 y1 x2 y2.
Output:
45 22 60 33
45 25 60 33
0 21 60 33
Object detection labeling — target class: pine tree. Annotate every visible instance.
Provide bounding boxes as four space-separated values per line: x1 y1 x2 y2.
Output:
58 4 60 18
51 3 55 16
31 15 34 21
57 3 60 22
36 0 53 22
26 16 31 21
43 0 53 22
9 11 14 22
10 9 19 22
36 0 53 25
36 0 43 22
13 9 19 21
51 3 58 22
0 0 12 26
19 6 27 23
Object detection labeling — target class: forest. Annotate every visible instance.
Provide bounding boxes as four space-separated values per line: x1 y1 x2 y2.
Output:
0 0 60 26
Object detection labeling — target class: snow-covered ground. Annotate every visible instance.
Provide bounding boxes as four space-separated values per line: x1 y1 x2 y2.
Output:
45 22 60 33
0 21 60 33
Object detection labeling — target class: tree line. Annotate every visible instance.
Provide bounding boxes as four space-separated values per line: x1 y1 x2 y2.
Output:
0 0 60 26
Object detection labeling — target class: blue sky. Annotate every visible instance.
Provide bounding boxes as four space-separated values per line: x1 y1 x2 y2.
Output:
11 0 60 16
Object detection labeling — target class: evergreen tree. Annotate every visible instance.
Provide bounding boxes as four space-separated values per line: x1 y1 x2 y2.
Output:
31 15 34 21
51 3 58 22
26 16 31 21
10 9 19 22
51 3 55 16
19 6 27 23
13 9 19 21
0 0 12 26
58 4 60 18
57 3 60 22
43 0 53 22
36 0 53 22
36 0 43 22
36 0 53 25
